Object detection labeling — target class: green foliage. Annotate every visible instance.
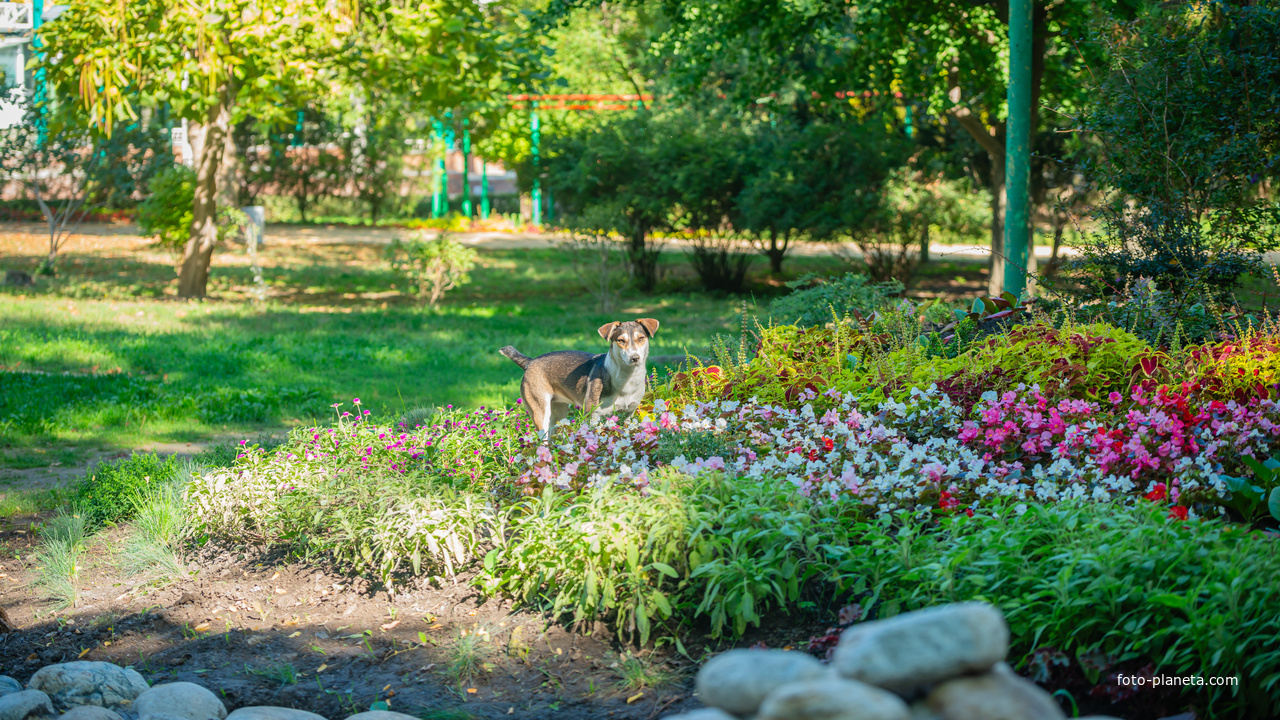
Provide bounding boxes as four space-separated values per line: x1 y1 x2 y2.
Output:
386 233 478 306
650 430 736 466
839 503 1280 719
769 273 902 328
73 452 180 526
483 478 690 645
543 112 684 291
138 167 196 251
1069 202 1276 305
0 104 169 272
1085 1 1280 210
1072 277 1224 348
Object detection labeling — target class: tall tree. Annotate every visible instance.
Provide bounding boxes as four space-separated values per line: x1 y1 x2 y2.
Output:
40 0 538 298
38 0 354 297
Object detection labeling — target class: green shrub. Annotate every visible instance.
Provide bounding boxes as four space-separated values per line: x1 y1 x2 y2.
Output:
137 166 250 252
768 273 901 328
74 452 179 526
386 232 478 306
138 166 195 251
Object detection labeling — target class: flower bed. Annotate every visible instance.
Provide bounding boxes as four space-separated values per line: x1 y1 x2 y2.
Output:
513 386 1278 519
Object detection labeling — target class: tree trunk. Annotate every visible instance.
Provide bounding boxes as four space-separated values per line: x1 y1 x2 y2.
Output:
178 96 231 298
988 152 1006 296
217 122 241 208
767 229 786 274
919 216 930 265
1044 212 1066 277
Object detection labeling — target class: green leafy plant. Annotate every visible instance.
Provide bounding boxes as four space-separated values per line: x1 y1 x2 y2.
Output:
1221 455 1280 525
650 430 735 466
73 452 180 526
138 166 196 251
386 232 478 306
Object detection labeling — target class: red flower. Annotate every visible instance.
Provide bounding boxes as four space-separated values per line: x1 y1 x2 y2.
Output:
939 491 960 510
1144 482 1168 502
1167 506 1189 520
821 436 835 452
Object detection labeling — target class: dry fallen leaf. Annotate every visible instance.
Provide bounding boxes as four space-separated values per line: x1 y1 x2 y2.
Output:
316 664 328 672
271 572 280 580
466 688 477 694
78 648 91 658
275 588 287 595
193 622 211 632
626 692 644 704
380 620 400 631
288 631 301 638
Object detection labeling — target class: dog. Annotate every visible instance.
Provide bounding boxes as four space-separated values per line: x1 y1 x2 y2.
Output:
500 318 659 441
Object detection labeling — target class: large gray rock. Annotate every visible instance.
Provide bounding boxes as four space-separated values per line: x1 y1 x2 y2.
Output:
0 690 54 720
660 710 737 720
757 678 911 720
58 707 124 720
696 649 827 716
832 603 1008 693
0 678 21 697
26 662 148 712
224 710 326 720
926 664 1065 720
132 683 226 720
344 714 422 720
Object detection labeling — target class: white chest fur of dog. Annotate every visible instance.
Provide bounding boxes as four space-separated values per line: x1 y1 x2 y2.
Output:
499 318 660 441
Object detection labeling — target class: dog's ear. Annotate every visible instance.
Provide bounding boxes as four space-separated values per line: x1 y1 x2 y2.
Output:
636 318 660 337
598 321 621 340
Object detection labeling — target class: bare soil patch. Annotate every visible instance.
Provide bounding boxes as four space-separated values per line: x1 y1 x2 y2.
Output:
0 512 719 719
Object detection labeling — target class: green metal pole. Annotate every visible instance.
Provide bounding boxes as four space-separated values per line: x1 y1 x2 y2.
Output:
432 119 446 218
480 161 491 220
1003 0 1032 298
531 101 542 227
33 0 46 146
443 110 455 215
461 119 472 218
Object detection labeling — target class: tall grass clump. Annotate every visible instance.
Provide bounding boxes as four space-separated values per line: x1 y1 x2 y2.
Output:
121 478 189 579
33 509 89 608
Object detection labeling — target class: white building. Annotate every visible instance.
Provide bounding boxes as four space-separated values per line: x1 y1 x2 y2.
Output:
0 0 67 127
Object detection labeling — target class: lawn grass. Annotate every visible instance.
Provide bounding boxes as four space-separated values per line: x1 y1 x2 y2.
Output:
0 238 858 467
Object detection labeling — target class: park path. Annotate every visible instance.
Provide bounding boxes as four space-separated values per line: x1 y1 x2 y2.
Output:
2 220 1077 262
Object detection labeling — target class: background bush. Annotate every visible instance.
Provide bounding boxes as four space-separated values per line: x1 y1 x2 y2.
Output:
73 452 179 526
769 272 902 328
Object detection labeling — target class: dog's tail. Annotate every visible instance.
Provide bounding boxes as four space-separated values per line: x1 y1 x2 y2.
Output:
499 345 532 370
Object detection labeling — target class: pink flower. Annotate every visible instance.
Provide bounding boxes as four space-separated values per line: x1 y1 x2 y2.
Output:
1108 391 1122 405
